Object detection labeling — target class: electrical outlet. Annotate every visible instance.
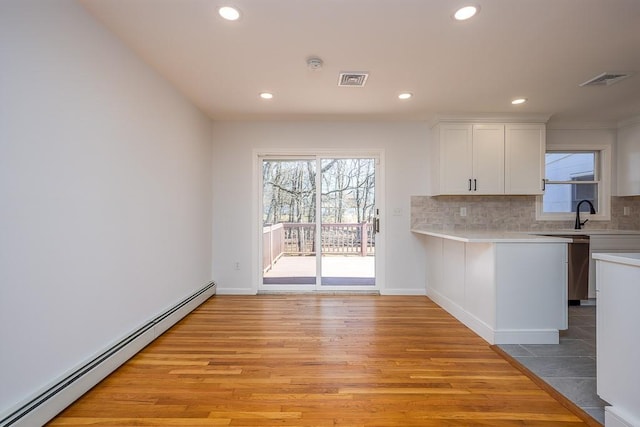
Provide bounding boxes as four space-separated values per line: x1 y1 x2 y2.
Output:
393 208 402 216
624 206 631 216
460 207 467 217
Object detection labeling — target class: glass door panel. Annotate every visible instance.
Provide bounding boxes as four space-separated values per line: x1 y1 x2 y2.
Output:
262 159 317 286
320 158 376 287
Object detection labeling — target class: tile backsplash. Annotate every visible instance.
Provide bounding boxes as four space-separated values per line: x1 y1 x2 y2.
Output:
411 195 640 231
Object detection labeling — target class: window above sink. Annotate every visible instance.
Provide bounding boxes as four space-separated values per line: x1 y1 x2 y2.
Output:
536 144 611 222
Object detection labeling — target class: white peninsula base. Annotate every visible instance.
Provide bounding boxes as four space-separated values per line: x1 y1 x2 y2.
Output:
414 230 569 345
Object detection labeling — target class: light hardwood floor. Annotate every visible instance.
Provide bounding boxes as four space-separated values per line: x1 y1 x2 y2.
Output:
49 296 590 426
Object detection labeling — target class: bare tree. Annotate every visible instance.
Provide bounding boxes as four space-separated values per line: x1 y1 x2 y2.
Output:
263 158 375 226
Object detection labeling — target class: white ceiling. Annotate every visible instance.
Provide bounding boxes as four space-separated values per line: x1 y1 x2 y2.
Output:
80 0 640 125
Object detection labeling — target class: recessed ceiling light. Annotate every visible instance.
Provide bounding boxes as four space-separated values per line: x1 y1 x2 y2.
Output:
453 5 479 21
259 92 274 100
398 92 413 100
218 6 240 21
511 98 527 105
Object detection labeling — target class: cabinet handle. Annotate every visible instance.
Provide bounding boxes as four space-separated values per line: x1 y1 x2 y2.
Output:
473 179 477 191
542 179 546 191
468 179 472 191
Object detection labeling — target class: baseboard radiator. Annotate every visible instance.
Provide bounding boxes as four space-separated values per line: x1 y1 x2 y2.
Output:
0 281 217 427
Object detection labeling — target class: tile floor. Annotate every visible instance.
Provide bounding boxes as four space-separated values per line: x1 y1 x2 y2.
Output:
498 302 607 425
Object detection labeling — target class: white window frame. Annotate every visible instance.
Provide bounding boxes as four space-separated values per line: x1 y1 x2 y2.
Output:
536 143 611 221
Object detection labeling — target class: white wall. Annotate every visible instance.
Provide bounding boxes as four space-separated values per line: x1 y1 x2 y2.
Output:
211 121 428 295
0 0 213 416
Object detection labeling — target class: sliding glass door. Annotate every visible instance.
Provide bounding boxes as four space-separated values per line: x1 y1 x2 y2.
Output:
260 155 378 291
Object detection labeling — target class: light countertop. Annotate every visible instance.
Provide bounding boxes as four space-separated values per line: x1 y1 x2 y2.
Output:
411 229 571 243
592 252 640 267
411 227 640 243
530 229 640 236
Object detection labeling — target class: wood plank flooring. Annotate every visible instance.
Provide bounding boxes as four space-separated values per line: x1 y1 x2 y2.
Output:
49 296 590 426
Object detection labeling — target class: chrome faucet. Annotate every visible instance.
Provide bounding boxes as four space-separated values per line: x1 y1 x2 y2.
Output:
574 199 596 230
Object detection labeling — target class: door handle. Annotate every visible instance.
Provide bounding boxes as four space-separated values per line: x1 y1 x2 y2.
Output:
374 218 380 233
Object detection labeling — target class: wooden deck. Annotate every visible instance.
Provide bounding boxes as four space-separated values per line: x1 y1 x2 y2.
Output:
49 295 592 426
264 255 375 278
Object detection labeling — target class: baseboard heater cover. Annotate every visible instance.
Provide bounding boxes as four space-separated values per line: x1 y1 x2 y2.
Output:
0 281 216 427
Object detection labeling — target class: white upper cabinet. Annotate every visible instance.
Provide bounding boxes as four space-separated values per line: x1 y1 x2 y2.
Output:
430 121 545 195
472 124 505 194
505 124 545 195
617 120 640 196
437 124 473 194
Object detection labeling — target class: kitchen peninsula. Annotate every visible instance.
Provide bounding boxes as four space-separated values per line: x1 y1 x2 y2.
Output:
412 229 571 344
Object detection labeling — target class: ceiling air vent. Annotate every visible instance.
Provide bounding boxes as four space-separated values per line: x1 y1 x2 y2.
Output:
338 72 369 87
579 72 632 87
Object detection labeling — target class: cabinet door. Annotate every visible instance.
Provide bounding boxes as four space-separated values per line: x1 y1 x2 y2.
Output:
439 124 473 194
472 124 505 194
617 123 640 196
505 124 545 194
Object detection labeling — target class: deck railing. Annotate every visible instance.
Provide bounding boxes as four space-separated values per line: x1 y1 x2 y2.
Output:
263 223 285 273
263 222 375 273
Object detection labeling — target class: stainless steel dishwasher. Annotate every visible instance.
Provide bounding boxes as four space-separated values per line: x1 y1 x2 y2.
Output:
567 235 590 305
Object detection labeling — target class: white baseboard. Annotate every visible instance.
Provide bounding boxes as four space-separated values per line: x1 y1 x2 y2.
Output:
221 288 425 296
10 328 157 427
216 287 257 295
493 329 559 345
1 282 216 427
380 288 426 296
605 406 639 427
427 288 559 345
153 285 215 336
427 288 495 344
